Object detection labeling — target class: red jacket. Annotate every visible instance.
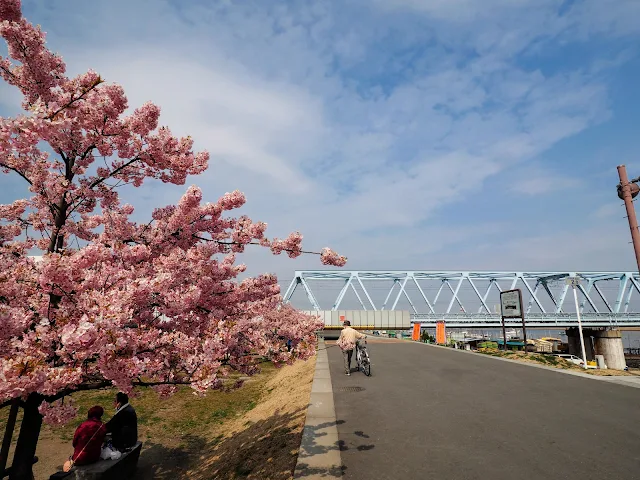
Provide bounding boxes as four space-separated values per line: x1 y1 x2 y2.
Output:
72 418 106 465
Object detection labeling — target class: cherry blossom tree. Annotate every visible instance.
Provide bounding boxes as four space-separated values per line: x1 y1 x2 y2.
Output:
0 1 345 478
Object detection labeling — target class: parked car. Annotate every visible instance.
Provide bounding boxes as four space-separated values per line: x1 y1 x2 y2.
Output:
551 354 596 369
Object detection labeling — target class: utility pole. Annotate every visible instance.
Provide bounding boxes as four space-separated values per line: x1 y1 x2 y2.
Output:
617 165 640 273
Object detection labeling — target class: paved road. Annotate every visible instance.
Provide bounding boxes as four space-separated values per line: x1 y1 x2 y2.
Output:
327 340 640 480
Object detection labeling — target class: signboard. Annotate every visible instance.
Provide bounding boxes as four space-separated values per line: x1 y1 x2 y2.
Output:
499 289 527 352
500 289 523 319
565 276 581 287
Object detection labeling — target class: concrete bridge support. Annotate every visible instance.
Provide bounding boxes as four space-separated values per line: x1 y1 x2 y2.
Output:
566 328 627 370
593 330 627 370
566 330 595 361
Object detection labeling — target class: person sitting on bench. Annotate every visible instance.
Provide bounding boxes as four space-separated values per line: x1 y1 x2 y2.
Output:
71 406 107 466
105 392 138 452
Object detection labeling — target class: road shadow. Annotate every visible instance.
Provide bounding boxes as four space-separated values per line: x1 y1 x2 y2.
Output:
133 407 309 480
294 419 345 478
294 419 375 478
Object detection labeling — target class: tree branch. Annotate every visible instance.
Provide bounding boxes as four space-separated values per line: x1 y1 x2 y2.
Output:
46 381 113 402
132 379 192 388
192 235 321 256
89 156 142 190
46 77 104 121
0 162 33 185
0 399 25 410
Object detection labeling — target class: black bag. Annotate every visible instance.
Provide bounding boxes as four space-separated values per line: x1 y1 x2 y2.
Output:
49 472 72 479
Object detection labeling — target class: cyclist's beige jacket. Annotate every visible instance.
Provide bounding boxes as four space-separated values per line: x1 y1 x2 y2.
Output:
338 327 366 345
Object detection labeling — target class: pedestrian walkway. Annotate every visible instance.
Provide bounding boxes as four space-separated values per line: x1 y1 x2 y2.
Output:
294 339 342 478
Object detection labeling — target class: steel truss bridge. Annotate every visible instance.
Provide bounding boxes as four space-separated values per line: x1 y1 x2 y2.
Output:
283 271 640 328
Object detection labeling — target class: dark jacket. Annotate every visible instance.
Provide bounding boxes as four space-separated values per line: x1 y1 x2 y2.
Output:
106 404 138 451
72 418 106 465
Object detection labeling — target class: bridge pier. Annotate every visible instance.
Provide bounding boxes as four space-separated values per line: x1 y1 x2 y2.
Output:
566 328 626 370
566 329 595 361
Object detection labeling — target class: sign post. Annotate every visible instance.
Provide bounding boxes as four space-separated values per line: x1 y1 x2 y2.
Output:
566 276 588 369
500 289 527 352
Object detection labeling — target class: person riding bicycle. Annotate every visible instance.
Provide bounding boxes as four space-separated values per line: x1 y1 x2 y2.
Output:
337 321 367 375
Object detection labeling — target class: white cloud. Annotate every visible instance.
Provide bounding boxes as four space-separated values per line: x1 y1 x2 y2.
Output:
60 49 324 194
509 168 582 196
373 0 550 22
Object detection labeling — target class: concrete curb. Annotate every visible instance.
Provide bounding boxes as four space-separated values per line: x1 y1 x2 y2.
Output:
408 340 640 390
293 339 343 479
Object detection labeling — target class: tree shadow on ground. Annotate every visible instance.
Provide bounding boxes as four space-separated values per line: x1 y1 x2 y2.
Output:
133 407 309 480
294 419 375 478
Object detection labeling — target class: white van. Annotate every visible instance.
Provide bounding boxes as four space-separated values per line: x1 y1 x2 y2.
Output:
552 354 596 369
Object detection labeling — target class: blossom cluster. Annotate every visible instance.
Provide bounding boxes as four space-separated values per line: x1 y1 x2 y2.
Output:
337 336 356 352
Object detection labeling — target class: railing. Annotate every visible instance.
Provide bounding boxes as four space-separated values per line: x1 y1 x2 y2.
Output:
410 313 640 328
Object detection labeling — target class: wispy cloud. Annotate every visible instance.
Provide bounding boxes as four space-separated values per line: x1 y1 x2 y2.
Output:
509 166 582 196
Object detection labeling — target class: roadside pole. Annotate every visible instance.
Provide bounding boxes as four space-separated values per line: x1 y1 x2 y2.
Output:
500 316 508 351
567 277 588 369
617 165 640 273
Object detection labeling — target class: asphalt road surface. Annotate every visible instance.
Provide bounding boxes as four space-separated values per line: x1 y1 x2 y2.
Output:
327 340 640 480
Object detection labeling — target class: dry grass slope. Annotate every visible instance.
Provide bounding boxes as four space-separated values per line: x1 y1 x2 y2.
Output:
477 349 635 376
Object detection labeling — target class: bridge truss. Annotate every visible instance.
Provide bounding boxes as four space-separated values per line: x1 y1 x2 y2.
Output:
282 271 640 327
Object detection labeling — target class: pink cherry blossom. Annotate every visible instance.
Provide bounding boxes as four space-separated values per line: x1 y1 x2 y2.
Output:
0 0 346 436
38 398 77 426
337 336 356 351
321 247 347 266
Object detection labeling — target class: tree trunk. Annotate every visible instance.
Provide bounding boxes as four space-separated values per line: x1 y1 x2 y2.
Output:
0 399 20 476
9 393 42 480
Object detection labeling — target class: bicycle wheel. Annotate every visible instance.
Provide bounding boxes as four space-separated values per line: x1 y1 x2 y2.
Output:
363 359 371 376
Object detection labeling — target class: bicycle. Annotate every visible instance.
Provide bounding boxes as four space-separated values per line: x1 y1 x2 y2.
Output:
355 339 371 376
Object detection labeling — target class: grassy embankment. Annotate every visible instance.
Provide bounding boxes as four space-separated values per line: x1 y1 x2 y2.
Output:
1 358 316 480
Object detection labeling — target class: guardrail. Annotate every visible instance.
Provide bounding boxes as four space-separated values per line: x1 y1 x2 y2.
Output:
410 313 640 328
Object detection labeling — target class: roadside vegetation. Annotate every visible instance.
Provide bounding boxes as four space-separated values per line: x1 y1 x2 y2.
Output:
476 348 636 376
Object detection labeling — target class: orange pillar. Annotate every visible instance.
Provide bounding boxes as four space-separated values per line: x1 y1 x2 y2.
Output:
412 323 421 341
436 321 446 344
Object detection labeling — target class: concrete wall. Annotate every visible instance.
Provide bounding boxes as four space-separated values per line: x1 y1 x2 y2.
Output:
302 310 411 330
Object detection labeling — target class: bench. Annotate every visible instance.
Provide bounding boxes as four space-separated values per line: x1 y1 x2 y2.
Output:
49 442 142 480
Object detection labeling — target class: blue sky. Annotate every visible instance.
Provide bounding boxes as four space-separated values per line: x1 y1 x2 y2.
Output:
2 0 640 297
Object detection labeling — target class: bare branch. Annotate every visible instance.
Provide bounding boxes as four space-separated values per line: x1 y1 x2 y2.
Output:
192 235 321 256
0 162 33 185
0 398 25 410
89 156 143 190
47 381 113 402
